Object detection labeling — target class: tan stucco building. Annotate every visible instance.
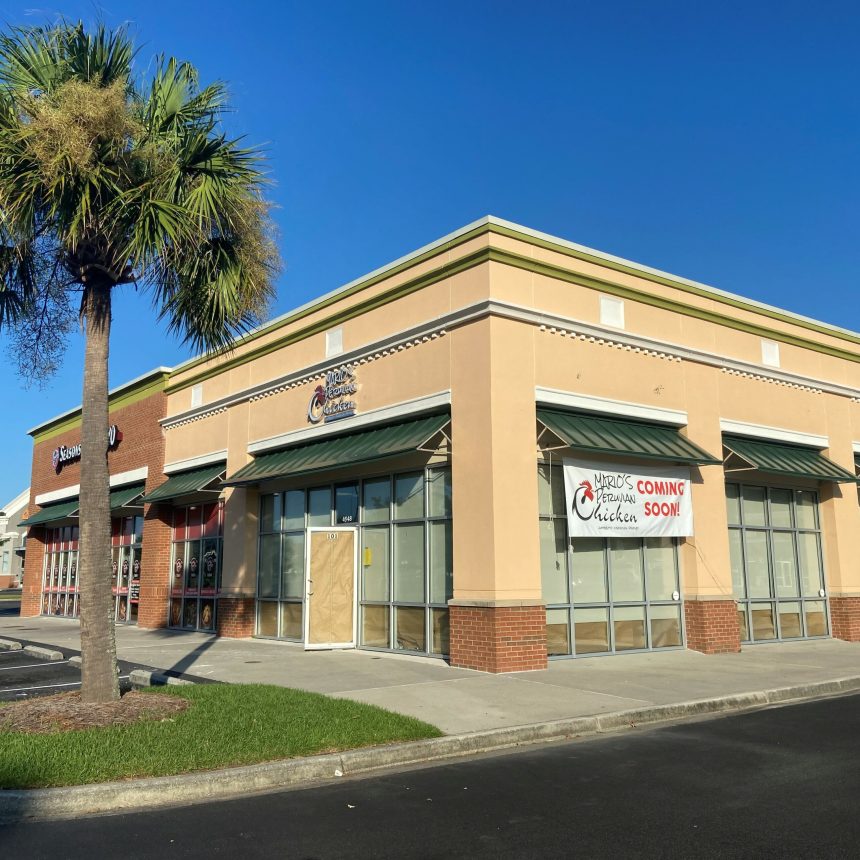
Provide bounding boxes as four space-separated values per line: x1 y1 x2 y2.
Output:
20 217 860 671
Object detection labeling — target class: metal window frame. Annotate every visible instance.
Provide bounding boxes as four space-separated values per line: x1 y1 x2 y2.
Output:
539 460 686 659
727 481 830 644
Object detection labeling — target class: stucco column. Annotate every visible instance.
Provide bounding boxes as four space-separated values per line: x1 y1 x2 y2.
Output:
448 316 546 671
680 361 741 653
819 396 860 641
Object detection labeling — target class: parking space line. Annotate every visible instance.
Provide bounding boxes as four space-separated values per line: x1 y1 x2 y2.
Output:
1 676 130 695
0 660 69 671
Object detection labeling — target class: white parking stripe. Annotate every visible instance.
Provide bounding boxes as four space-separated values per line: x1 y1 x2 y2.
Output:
0 660 69 671
1 675 130 694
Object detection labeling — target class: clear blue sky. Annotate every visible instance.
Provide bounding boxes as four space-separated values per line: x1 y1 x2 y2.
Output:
1 0 859 504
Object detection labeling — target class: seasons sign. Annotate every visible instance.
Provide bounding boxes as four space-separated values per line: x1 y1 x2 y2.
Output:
562 458 694 538
51 425 123 473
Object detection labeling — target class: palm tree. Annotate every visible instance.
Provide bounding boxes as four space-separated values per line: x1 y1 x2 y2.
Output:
0 22 278 702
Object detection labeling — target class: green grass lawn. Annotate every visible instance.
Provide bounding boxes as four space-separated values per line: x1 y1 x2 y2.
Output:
0 684 442 789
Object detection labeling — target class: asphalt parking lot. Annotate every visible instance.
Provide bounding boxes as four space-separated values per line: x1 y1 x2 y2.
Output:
0 646 91 702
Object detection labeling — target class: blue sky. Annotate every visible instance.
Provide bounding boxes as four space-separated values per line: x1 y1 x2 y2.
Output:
1 0 859 504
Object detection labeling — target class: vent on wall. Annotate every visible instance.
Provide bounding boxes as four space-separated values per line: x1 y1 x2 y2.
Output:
599 295 625 329
190 383 203 408
326 326 343 357
761 339 780 368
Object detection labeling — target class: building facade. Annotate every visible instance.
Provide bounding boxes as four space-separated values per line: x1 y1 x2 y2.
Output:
0 487 29 588
19 218 860 671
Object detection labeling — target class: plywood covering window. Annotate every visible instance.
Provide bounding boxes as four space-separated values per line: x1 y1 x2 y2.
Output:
538 463 683 657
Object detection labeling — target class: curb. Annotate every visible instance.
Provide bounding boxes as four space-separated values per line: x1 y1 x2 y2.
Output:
0 638 22 652
129 669 194 688
2 673 859 823
22 645 64 662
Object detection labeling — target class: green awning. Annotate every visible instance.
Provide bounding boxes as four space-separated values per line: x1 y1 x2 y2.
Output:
226 414 450 486
537 409 721 465
723 436 857 483
141 464 226 503
19 498 79 527
110 483 146 509
20 483 145 527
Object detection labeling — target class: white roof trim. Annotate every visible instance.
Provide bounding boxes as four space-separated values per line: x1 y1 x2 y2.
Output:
0 487 31 516
851 442 860 455
720 419 828 449
248 391 451 454
164 450 229 475
34 467 149 506
535 388 687 427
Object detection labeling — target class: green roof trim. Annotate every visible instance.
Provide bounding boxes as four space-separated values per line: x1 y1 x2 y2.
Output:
141 464 226 503
19 499 79 527
110 483 146 509
226 414 450 486
537 409 721 466
723 436 857 483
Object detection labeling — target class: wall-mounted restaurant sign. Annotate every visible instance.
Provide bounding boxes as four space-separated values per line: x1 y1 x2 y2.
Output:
51 424 123 473
563 458 694 538
307 365 358 425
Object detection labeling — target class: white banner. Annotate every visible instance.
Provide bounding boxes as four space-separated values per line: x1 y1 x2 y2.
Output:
562 458 694 538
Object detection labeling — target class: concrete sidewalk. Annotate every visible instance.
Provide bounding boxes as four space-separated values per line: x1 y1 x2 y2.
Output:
2 613 858 734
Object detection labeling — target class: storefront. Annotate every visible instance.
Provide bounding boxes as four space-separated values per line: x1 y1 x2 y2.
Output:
18 217 860 672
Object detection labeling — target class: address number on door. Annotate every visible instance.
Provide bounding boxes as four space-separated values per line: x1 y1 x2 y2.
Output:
327 533 338 540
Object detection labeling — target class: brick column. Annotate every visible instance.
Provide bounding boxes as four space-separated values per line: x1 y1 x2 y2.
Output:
684 598 741 654
20 527 46 617
137 503 172 629
216 596 256 638
830 596 860 642
449 603 547 672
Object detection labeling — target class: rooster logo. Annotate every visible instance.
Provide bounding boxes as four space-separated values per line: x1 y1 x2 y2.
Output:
571 479 597 521
307 384 327 424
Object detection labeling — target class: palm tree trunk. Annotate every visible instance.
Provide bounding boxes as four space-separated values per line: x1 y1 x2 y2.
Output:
78 280 120 702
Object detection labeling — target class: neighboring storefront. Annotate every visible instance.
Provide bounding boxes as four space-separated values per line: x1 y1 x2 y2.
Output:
18 218 860 672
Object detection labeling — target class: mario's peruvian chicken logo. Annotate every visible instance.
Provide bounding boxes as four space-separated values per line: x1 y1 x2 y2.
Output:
307 365 358 424
571 479 599 521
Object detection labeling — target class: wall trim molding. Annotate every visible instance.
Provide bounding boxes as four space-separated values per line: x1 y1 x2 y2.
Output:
719 419 828 448
35 467 149 506
534 387 688 426
248 391 452 454
164 450 229 474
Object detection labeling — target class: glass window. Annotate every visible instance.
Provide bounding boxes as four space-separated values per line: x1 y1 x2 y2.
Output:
394 472 424 520
258 601 278 637
361 527 390 602
284 490 305 529
771 532 799 597
395 607 425 652
795 491 818 529
644 538 677 600
335 484 359 524
281 533 305 599
362 604 390 648
798 532 823 596
770 489 793 528
431 608 450 655
394 523 424 602
609 538 644 602
571 539 606 604
729 530 746 598
428 468 452 518
745 531 772 599
614 605 647 650
574 607 610 654
258 534 280 598
540 519 569 605
260 495 279 533
725 484 741 525
650 605 682 648
546 608 570 656
537 464 565 517
778 601 802 638
307 487 331 526
741 486 767 527
280 602 302 639
429 521 453 604
805 601 828 637
363 478 391 523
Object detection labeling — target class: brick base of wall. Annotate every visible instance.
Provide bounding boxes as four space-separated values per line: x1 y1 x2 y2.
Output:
830 596 860 642
449 604 547 672
217 597 256 638
684 599 741 654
